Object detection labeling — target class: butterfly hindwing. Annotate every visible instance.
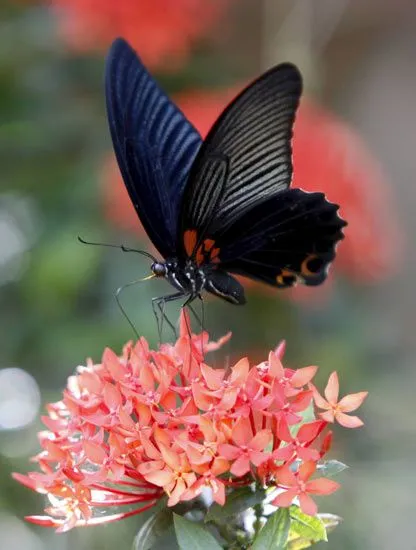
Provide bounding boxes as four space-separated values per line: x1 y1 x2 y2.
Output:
105 38 202 258
212 189 346 288
179 62 302 259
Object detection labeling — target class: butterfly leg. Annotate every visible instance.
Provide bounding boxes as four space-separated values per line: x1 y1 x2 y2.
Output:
152 292 184 343
187 295 205 334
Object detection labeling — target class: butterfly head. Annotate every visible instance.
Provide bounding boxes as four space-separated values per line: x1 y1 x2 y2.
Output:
151 262 167 278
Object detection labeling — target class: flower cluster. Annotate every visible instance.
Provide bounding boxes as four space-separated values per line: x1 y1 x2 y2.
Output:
14 313 367 532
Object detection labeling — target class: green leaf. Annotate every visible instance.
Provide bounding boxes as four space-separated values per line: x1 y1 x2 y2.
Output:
205 486 266 523
318 460 348 477
287 505 327 548
318 513 342 533
173 514 222 550
251 508 290 549
134 508 173 550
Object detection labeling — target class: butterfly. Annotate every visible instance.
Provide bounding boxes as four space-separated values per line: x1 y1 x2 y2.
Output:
105 38 346 323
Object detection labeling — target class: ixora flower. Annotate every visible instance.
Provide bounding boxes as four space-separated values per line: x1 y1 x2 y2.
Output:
14 312 366 537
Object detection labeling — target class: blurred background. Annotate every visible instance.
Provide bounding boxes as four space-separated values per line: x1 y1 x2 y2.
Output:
0 0 415 548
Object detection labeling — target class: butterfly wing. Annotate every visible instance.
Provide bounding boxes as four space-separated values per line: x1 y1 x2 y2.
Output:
216 189 347 289
178 62 302 258
105 38 202 258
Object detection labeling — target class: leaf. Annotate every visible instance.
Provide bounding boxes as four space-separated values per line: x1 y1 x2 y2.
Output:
287 505 327 549
251 508 290 550
173 513 222 550
134 508 173 550
318 513 342 533
205 486 266 523
318 460 348 477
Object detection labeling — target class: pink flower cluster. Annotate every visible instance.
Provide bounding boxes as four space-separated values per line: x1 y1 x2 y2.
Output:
14 313 367 532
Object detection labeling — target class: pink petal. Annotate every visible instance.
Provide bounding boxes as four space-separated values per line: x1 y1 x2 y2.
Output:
306 478 340 495
167 478 186 507
249 449 269 467
274 340 286 360
324 372 339 404
232 417 252 446
142 469 174 487
212 481 226 505
290 366 318 388
268 351 285 378
338 391 368 412
103 383 122 411
218 387 239 410
276 465 297 487
102 348 126 381
218 443 240 460
230 455 250 477
211 457 230 476
272 444 294 461
200 363 224 390
275 417 293 442
204 332 232 352
158 443 181 470
230 357 249 385
191 382 214 411
319 410 335 423
298 460 317 482
299 492 318 516
335 411 364 428
310 383 330 410
139 363 154 393
297 421 324 443
250 429 272 451
83 441 107 464
272 489 297 508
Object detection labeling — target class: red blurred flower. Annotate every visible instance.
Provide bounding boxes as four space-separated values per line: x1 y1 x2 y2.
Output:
14 313 366 530
103 88 401 288
50 0 231 69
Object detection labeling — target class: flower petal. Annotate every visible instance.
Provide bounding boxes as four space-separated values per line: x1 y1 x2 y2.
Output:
230 455 250 477
338 391 368 412
306 478 340 495
290 366 318 388
272 489 297 508
324 372 339 404
250 429 272 451
218 443 240 460
299 492 318 516
335 412 364 428
298 460 316 482
142 469 174 487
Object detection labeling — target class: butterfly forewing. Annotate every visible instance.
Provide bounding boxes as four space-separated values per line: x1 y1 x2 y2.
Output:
105 38 202 258
179 62 303 258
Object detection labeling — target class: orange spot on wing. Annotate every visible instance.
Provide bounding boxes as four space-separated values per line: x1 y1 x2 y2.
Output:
184 229 198 257
276 269 297 287
301 254 321 277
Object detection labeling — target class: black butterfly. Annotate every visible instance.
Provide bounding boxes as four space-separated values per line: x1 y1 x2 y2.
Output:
105 38 346 324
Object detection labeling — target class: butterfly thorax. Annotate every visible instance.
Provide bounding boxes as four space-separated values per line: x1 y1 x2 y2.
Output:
151 258 246 305
152 259 206 296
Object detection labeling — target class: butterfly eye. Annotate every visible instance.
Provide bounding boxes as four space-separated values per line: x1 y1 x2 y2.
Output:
151 262 167 277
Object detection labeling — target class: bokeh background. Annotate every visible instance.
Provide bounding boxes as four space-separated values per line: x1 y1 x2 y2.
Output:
1 0 415 548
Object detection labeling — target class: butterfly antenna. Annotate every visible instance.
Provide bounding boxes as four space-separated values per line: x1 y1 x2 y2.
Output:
115 274 156 339
78 236 158 262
